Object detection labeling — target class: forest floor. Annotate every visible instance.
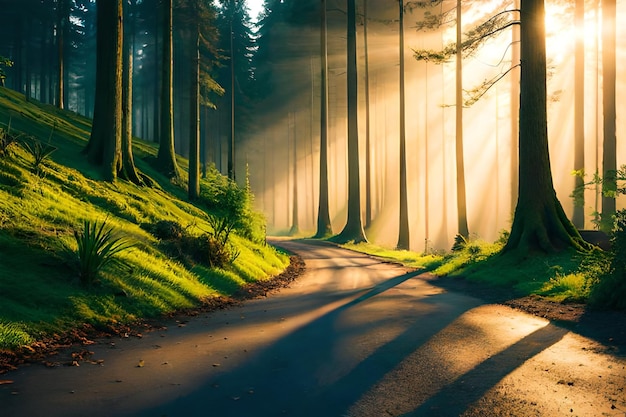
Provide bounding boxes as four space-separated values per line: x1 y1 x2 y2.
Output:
1 248 624 376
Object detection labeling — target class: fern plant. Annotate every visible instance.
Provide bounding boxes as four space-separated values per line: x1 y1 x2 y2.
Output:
74 219 133 286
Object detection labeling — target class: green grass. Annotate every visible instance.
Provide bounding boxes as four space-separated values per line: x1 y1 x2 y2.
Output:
0 87 289 350
341 238 609 303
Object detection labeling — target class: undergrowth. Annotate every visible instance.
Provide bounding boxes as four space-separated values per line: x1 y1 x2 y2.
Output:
0 87 289 351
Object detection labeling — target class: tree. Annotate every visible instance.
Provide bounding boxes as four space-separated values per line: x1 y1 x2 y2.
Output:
120 0 143 185
84 0 123 181
57 0 69 109
332 0 367 244
363 0 372 229
502 0 588 255
454 0 469 239
600 0 616 231
397 0 410 250
189 0 202 200
571 0 585 228
314 0 333 238
156 0 180 179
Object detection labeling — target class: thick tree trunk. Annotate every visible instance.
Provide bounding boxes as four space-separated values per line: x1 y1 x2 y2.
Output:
85 0 123 182
120 0 142 185
332 0 367 244
156 0 180 179
397 0 409 250
315 0 333 238
601 0 616 231
503 0 588 256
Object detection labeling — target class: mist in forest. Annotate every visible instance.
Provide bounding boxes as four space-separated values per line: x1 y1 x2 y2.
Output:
243 0 625 251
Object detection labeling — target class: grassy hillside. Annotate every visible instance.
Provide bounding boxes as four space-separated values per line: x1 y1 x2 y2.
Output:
0 87 289 350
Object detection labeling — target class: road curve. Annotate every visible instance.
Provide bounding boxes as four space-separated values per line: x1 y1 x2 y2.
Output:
1 239 624 416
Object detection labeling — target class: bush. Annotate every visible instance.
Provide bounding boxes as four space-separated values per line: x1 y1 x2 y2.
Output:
199 165 265 244
589 210 626 309
73 219 134 286
147 219 238 269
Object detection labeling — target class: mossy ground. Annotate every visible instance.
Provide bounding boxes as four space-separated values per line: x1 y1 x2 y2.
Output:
0 87 289 351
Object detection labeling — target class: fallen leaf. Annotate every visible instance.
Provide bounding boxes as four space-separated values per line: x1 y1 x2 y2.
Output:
0 380 14 385
137 360 145 368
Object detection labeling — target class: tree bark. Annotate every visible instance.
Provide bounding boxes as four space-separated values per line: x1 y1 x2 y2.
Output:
315 0 333 238
601 0 616 231
397 0 410 250
332 0 367 244
455 0 469 239
364 0 372 230
156 0 180 179
503 0 588 256
572 0 585 228
120 0 142 185
188 1 201 200
85 0 124 182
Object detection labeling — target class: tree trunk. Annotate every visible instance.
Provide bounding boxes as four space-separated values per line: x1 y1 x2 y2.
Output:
364 0 372 229
156 0 180 179
290 112 300 235
397 0 409 250
84 0 123 182
228 0 236 181
56 0 67 109
332 0 367 244
503 0 588 256
120 0 142 185
510 0 521 214
455 0 469 239
315 0 333 238
189 3 200 200
601 0 616 231
572 0 585 228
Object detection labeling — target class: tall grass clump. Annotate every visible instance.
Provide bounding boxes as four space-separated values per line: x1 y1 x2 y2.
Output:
73 219 134 286
21 134 56 176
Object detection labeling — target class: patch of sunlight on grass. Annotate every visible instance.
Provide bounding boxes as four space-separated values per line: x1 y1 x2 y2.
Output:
537 273 590 303
0 322 34 350
341 242 444 270
432 240 504 277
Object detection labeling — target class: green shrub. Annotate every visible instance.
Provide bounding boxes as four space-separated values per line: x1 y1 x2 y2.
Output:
199 165 265 244
73 219 134 286
589 210 626 309
147 219 238 269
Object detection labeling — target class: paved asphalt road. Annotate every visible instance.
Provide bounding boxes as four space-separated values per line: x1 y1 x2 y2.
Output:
1 239 625 416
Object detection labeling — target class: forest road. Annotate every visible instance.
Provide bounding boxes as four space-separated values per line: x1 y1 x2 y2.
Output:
1 239 625 417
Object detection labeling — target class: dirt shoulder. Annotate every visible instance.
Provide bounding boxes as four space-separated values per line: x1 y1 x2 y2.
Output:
430 273 626 355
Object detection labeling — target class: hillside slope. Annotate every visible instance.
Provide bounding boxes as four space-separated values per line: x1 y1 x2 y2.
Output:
0 87 289 352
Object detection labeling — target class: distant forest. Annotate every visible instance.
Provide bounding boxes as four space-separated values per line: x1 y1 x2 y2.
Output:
0 0 624 252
